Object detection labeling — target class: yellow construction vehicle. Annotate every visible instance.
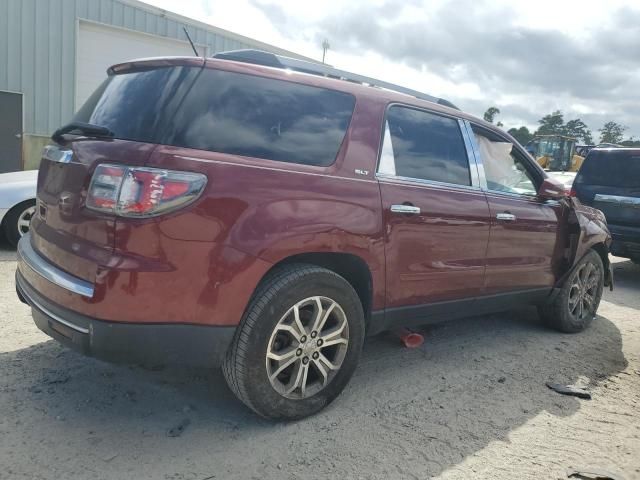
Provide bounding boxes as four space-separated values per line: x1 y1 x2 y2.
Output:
525 135 585 172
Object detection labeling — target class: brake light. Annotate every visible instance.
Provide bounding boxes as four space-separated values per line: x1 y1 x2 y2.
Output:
87 164 207 217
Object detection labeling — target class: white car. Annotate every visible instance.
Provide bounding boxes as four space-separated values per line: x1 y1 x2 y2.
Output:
0 170 37 247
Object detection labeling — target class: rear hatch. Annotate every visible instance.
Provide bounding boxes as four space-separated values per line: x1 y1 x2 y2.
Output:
573 149 640 227
32 58 203 281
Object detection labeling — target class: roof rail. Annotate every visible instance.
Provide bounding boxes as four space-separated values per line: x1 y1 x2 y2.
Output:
213 49 459 110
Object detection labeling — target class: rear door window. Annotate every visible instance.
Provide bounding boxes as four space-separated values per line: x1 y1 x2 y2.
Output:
576 150 640 188
380 106 471 186
164 69 356 166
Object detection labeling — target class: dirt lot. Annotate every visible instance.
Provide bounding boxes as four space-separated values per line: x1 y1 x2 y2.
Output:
1 242 638 480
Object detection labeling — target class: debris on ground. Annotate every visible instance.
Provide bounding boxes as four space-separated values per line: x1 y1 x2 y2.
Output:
567 467 624 479
546 382 592 399
167 418 191 437
392 328 425 348
43 374 70 385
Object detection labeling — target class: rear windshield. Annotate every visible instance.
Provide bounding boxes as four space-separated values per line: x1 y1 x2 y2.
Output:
575 150 640 188
75 66 356 167
74 66 199 143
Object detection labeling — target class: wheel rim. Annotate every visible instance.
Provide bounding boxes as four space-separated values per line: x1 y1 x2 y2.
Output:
266 296 349 400
17 206 36 237
568 261 601 320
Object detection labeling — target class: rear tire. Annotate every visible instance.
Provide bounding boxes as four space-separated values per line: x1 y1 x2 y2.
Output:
3 200 36 248
222 264 365 420
538 250 604 333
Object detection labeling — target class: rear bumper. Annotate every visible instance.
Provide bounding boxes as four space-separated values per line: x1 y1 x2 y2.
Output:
16 269 236 368
608 223 640 259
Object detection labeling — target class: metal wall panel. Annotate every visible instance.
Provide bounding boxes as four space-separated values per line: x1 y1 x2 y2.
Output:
0 0 313 139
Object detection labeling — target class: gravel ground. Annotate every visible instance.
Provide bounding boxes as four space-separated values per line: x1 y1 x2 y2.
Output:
0 240 638 480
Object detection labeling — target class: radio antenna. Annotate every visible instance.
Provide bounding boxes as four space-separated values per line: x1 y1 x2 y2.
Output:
183 27 199 57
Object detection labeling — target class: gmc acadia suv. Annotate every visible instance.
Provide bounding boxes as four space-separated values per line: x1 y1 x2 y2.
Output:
16 51 612 419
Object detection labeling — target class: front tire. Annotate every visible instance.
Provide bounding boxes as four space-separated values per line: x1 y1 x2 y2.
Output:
222 264 365 420
3 200 36 248
539 249 604 333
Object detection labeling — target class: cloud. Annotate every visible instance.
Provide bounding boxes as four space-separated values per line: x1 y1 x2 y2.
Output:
249 0 640 138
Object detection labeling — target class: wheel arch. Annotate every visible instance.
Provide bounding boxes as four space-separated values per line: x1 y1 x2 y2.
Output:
1 198 37 246
562 198 613 290
556 242 612 292
1 198 35 228
259 252 374 326
591 242 613 289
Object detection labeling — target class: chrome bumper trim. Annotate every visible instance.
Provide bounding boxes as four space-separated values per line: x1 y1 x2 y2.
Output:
17 233 95 298
17 274 90 334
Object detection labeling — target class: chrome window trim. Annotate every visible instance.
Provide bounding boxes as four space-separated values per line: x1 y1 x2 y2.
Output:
17 234 95 298
374 103 479 190
462 120 488 191
484 189 541 202
594 194 640 207
376 172 483 193
458 119 481 188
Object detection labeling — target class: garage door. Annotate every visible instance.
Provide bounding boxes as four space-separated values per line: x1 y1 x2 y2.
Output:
76 21 206 110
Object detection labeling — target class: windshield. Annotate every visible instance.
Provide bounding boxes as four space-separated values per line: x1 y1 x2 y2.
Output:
74 66 199 144
575 150 640 188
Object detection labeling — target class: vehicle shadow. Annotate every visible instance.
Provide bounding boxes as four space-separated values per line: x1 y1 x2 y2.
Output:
0 236 17 262
606 257 640 309
0 306 627 479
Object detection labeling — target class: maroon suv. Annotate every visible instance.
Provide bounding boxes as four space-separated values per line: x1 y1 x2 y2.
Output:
16 51 612 419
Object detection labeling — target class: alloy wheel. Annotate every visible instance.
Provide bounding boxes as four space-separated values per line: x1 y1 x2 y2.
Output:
266 296 349 399
17 205 36 237
568 261 601 320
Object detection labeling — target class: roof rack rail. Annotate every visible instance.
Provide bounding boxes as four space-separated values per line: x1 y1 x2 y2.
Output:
213 49 459 110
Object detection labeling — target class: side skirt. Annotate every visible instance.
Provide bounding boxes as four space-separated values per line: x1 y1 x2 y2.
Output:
368 288 552 336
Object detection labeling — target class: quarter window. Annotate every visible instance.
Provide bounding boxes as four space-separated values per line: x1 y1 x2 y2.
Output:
380 106 471 186
165 69 356 167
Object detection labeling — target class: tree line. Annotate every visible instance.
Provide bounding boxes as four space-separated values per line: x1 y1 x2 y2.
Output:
482 107 640 147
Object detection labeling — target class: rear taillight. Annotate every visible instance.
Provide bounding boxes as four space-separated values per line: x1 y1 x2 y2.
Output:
87 164 207 217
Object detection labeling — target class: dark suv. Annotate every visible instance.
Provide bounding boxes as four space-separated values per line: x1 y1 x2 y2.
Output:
16 51 612 419
572 148 640 263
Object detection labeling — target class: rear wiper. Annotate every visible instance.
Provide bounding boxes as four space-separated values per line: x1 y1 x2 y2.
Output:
51 122 115 143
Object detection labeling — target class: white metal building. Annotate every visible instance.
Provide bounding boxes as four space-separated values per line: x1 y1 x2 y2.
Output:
0 0 313 172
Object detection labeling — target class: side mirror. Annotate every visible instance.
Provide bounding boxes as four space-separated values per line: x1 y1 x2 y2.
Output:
538 177 567 200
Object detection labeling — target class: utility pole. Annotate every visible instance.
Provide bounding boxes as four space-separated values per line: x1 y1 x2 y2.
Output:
322 39 330 64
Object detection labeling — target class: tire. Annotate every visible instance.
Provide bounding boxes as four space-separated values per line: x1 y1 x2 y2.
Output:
222 264 365 420
2 200 36 248
538 249 604 333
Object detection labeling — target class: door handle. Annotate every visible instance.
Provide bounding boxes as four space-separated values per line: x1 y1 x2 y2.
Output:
496 212 516 221
391 204 421 214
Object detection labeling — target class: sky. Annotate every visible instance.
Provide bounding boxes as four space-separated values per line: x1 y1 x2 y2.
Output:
146 0 640 141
